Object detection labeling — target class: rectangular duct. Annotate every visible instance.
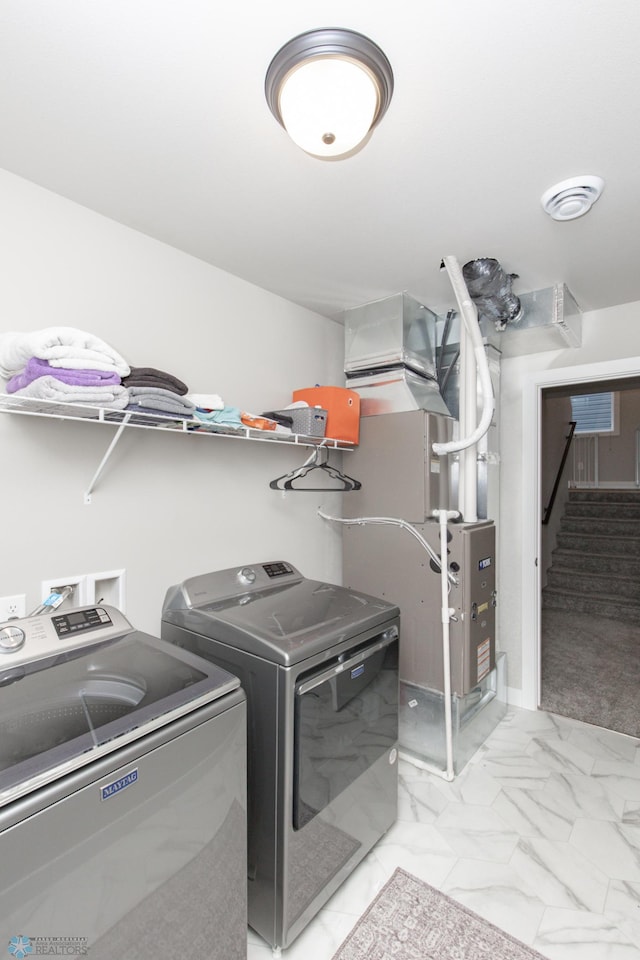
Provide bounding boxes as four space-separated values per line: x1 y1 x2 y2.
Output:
343 292 438 379
343 292 449 416
494 283 582 357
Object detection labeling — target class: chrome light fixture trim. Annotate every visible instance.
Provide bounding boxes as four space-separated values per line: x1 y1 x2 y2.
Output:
265 28 394 160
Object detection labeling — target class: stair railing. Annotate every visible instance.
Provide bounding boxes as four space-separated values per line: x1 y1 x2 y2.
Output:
543 420 577 526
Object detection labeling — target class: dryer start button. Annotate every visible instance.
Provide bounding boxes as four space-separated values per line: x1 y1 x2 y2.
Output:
0 625 25 653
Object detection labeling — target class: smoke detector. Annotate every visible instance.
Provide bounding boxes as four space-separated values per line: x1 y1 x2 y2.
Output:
541 175 604 221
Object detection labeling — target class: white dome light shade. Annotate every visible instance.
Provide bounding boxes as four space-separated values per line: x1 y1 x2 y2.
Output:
278 58 379 158
541 175 605 221
265 29 393 160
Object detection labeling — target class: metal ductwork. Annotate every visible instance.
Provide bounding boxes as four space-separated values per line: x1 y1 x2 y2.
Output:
342 268 582 419
462 258 522 331
343 292 451 416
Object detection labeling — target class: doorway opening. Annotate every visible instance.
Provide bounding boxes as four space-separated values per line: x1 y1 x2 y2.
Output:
538 377 640 736
521 357 640 720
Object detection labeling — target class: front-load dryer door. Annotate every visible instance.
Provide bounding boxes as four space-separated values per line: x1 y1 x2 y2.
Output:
292 629 398 829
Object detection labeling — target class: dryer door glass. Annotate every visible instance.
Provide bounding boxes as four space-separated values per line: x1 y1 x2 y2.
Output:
293 631 398 829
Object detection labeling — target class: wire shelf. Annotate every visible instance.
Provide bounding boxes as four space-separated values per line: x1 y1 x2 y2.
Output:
0 393 355 502
0 393 355 448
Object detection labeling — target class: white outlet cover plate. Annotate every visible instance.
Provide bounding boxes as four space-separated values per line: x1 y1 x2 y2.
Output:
0 594 27 621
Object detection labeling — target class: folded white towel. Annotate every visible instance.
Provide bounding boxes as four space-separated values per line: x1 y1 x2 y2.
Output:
188 392 225 410
0 327 130 379
11 376 130 408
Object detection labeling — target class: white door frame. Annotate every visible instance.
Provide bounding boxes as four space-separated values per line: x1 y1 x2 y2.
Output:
521 355 640 710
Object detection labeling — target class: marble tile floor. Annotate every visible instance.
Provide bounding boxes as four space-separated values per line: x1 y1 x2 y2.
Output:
248 707 640 960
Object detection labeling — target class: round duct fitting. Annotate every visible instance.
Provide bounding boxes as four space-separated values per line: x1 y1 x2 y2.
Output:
541 175 604 221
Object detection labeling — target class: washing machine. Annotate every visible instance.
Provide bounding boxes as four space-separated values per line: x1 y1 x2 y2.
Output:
161 560 400 952
0 604 247 960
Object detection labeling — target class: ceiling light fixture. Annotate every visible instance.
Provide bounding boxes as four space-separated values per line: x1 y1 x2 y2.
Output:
541 175 605 221
265 28 393 160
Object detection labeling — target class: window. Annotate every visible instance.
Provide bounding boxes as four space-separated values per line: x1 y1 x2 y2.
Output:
570 391 617 434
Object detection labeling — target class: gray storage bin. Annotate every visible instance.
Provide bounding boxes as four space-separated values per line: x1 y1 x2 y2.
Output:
274 407 327 436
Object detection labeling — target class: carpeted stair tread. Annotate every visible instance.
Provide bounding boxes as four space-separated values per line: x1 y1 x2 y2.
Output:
550 548 640 576
542 587 640 624
568 488 640 503
564 501 640 519
560 516 640 536
543 584 640 605
546 567 640 600
546 488 640 625
555 530 640 556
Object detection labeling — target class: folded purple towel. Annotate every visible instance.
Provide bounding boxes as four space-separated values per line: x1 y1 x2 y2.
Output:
6 356 121 393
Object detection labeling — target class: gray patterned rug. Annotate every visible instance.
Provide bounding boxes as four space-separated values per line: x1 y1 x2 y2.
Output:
331 868 547 960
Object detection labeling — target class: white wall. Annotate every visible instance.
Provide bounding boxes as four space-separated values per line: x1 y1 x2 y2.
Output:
0 170 346 634
499 301 640 700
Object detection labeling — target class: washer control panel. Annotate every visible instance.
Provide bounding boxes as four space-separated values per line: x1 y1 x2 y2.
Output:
51 606 113 637
0 605 132 668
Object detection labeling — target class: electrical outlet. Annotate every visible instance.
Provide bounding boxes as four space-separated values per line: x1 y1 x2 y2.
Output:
0 594 26 622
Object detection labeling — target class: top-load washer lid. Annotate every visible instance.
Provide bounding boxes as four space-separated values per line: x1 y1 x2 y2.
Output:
162 561 400 665
0 605 241 807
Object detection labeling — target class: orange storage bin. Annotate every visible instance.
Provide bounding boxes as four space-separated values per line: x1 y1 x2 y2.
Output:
292 386 360 444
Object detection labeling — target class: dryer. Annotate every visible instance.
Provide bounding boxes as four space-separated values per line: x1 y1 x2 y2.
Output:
0 604 247 960
161 561 400 952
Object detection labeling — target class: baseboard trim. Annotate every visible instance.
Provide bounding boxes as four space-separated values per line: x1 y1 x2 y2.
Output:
505 686 528 709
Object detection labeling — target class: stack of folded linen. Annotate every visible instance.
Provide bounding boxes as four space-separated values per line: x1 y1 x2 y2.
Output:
0 327 130 408
186 392 243 428
123 366 195 421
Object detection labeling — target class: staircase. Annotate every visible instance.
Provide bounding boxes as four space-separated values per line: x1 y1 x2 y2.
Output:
543 488 640 624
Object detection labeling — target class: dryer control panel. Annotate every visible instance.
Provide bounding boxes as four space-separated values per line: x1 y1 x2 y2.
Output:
167 561 304 610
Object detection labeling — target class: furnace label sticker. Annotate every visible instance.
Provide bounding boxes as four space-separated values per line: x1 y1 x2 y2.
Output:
477 638 491 681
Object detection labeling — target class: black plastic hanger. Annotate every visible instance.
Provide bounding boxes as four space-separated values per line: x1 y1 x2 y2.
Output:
269 446 361 492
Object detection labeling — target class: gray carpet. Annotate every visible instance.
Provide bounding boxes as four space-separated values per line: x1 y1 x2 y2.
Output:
541 607 640 738
331 868 547 960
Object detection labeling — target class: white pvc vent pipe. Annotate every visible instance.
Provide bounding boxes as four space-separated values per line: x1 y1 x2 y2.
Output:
432 255 496 522
434 507 460 781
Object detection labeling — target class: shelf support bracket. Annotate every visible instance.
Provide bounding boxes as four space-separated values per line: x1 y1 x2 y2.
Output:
84 415 131 504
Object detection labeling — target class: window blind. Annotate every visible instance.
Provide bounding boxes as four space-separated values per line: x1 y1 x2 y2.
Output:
570 392 614 434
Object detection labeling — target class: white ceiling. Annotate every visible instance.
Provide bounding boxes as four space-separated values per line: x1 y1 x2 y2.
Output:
1 0 639 321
